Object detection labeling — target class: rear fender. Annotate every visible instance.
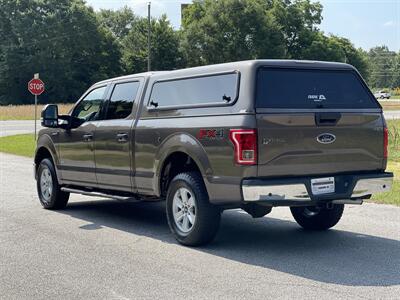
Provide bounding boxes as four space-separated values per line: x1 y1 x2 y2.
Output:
153 133 212 196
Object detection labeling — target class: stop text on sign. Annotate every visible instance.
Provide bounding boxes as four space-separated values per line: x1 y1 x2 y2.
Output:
28 78 45 95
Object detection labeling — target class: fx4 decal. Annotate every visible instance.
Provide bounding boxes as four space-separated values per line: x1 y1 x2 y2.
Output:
198 129 224 140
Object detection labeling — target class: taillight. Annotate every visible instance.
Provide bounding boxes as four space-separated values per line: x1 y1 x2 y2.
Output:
229 129 257 165
384 127 388 159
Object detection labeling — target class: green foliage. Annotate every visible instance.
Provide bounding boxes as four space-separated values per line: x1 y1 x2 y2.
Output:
97 6 137 40
329 36 370 79
0 0 398 105
299 32 345 62
390 53 400 88
0 0 122 105
180 0 286 66
368 46 398 89
271 0 323 58
122 15 182 73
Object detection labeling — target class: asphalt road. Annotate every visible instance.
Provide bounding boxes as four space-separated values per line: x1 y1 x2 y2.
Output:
1 153 399 299
0 120 42 137
1 110 400 137
384 110 400 120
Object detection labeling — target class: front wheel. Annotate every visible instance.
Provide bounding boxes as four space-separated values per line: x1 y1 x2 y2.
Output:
37 158 69 209
166 172 221 246
290 204 344 230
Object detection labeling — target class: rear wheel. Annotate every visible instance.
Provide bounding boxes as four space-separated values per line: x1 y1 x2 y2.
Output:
37 158 69 209
290 204 344 230
166 172 221 246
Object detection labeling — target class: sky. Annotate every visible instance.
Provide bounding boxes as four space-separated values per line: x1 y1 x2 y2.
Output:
86 0 400 52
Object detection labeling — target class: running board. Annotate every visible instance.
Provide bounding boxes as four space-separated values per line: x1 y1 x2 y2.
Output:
60 187 140 202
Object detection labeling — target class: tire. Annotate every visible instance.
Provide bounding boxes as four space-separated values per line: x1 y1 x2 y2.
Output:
166 172 221 246
290 204 344 230
36 158 69 209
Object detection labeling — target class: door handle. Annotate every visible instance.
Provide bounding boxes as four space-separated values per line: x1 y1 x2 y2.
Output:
315 112 342 126
82 134 93 142
116 133 128 143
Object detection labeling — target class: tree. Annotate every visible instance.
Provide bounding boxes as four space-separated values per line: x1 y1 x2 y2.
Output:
122 15 182 73
180 0 286 67
270 0 323 58
367 46 397 88
328 36 370 79
0 0 122 105
390 52 400 88
97 6 137 40
299 32 345 62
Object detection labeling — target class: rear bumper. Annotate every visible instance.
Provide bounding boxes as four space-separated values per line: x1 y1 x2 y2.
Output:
242 172 393 206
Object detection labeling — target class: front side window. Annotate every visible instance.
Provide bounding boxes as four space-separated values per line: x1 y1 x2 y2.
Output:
149 73 239 108
72 86 107 122
105 81 140 120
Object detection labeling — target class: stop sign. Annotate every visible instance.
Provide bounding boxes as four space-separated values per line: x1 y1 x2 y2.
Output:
28 78 45 95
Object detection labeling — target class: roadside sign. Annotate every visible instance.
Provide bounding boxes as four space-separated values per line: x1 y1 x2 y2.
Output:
28 74 45 141
28 78 45 95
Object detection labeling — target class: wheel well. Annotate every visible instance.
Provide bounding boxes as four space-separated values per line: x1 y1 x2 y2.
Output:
159 152 202 197
34 147 53 172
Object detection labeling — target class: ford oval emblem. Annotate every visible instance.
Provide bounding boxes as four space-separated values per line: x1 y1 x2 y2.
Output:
317 133 336 144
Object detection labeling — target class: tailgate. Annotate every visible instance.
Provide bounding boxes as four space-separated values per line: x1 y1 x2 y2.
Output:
255 67 385 177
256 112 385 177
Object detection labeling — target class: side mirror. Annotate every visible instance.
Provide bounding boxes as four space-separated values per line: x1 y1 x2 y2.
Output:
41 104 59 128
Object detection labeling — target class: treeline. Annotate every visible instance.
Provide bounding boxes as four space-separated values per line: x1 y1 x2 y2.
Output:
0 0 398 105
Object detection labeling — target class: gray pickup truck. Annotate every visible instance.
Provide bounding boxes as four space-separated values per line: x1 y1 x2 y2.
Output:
35 60 393 246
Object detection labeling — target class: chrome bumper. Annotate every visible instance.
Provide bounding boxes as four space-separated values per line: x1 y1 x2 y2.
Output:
242 175 393 202
242 183 309 201
351 177 392 197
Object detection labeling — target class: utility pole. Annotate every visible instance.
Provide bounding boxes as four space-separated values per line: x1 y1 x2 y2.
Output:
147 2 151 72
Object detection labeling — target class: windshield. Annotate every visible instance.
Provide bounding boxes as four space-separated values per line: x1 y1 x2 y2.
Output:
256 68 379 109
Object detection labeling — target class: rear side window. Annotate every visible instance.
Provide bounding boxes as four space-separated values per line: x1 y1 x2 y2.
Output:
105 81 140 119
150 73 239 108
256 68 378 109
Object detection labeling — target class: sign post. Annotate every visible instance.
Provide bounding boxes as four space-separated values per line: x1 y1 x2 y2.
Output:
28 74 45 140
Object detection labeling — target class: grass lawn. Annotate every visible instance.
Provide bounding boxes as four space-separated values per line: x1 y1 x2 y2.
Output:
0 134 36 157
0 120 399 205
370 119 400 205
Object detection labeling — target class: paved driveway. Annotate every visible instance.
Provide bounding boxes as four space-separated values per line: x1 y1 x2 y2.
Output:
0 153 399 299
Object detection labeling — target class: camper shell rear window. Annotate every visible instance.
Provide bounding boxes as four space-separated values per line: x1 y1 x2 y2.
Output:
256 68 379 109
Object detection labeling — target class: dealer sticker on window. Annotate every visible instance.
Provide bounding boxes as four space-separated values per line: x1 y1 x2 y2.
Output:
311 177 335 195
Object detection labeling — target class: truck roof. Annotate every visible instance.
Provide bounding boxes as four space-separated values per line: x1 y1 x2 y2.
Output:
95 59 354 86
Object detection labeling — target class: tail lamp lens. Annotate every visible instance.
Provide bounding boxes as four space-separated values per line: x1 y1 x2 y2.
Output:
384 127 388 159
229 129 257 165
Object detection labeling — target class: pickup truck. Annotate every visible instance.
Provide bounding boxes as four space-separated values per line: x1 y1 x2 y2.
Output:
35 60 393 246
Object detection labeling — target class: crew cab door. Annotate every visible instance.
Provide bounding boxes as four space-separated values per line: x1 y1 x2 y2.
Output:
94 79 143 192
58 85 108 185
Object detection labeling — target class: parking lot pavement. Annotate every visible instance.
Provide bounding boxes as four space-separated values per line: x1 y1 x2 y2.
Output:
1 152 399 299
